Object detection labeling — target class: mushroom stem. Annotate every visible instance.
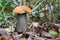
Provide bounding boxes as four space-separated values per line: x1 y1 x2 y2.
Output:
15 13 27 32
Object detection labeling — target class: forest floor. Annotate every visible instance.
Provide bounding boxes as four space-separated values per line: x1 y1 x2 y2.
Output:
0 22 60 40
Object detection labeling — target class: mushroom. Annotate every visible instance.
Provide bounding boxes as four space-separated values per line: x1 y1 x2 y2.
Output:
13 6 32 32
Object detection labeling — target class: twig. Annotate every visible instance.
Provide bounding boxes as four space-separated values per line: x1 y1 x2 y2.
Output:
8 21 15 26
0 3 9 13
20 0 23 6
32 0 44 11
7 13 16 19
23 0 26 5
34 0 41 7
29 24 33 29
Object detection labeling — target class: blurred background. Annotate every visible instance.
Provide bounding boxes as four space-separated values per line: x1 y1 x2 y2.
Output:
0 0 60 40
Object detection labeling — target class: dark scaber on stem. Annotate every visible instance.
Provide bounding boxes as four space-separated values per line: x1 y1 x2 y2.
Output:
15 13 27 33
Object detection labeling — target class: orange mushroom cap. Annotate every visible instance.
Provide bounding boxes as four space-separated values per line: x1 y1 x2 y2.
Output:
13 6 32 14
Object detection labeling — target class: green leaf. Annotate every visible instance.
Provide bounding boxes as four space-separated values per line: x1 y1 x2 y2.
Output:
47 0 50 3
5 15 11 19
6 0 12 3
40 4 44 9
0 17 3 21
0 0 3 3
0 14 3 17
59 29 60 32
49 30 58 36
12 13 16 16
11 4 15 8
0 3 3 7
